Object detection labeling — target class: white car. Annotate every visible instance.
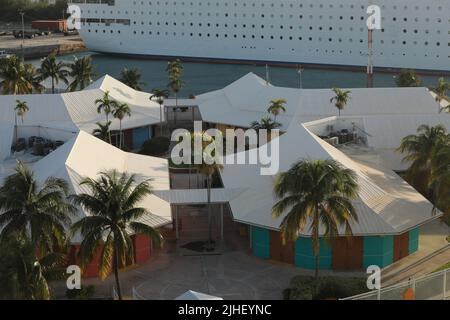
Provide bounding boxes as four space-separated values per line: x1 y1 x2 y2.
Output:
0 50 12 59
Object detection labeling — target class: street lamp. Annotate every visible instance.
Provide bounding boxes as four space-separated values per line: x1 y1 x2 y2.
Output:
297 64 304 89
19 11 25 58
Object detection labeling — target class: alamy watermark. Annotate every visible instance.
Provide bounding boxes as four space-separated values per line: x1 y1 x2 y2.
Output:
67 5 81 30
366 265 381 290
367 5 382 30
66 265 81 290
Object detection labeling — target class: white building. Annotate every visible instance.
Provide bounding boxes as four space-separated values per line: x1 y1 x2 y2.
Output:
0 74 163 161
1 73 449 272
189 72 450 270
195 72 450 170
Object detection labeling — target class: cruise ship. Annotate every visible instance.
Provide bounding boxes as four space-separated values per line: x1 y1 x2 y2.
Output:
69 0 450 72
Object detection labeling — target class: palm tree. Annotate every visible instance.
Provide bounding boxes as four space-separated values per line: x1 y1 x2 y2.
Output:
95 91 117 122
330 88 351 116
430 144 450 216
119 68 145 91
0 234 66 300
150 88 169 136
397 124 449 196
37 53 69 94
395 69 422 87
431 77 449 113
250 116 281 131
70 170 163 300
68 56 93 92
191 132 224 249
166 59 184 108
0 55 34 94
92 121 111 142
272 159 359 279
267 99 287 122
0 161 75 258
24 63 45 93
250 117 281 143
95 91 118 144
14 99 29 144
112 103 131 149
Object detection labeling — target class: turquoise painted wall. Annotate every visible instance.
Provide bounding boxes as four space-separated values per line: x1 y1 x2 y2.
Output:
133 126 151 150
251 226 270 259
363 236 394 268
408 228 420 254
249 226 416 270
294 237 332 270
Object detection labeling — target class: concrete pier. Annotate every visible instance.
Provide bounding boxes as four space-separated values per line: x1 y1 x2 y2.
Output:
0 34 86 59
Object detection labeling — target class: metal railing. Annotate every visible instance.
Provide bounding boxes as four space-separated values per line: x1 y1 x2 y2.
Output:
342 267 450 300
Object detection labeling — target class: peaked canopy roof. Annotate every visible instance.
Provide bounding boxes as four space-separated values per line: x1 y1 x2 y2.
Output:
0 74 162 161
175 290 223 300
196 72 450 170
196 73 299 130
31 131 172 243
220 120 440 236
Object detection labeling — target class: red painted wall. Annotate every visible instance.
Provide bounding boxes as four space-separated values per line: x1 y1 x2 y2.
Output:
132 234 152 264
68 234 152 278
69 244 102 278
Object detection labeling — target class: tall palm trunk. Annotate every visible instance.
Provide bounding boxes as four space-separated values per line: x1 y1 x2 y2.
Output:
113 244 123 300
106 114 112 144
313 212 320 280
119 120 123 149
51 77 55 94
159 104 163 136
314 253 320 279
174 92 178 127
14 114 18 144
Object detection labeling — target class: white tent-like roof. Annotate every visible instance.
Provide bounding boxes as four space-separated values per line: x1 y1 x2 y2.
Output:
0 75 162 161
175 290 223 300
196 73 299 130
196 73 450 170
220 120 441 236
31 131 172 243
197 73 447 127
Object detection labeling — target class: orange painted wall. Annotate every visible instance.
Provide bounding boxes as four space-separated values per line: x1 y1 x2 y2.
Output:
132 234 152 264
68 234 152 278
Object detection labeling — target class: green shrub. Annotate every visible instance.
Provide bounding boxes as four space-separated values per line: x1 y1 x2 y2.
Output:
66 285 95 300
285 276 367 300
315 277 367 300
139 137 170 156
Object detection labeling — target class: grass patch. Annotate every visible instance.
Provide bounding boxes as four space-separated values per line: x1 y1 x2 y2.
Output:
433 262 450 273
284 275 367 300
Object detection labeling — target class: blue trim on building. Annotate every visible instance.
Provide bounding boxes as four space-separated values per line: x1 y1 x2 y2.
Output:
133 126 151 150
251 226 270 259
249 225 418 270
363 236 394 268
294 237 332 270
408 228 420 254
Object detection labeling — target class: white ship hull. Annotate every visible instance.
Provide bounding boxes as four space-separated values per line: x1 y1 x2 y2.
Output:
71 0 450 72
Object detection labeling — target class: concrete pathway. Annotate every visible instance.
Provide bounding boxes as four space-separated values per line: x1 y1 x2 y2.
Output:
56 243 364 300
382 220 450 285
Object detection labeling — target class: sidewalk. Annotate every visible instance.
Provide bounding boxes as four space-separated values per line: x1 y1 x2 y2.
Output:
382 220 450 286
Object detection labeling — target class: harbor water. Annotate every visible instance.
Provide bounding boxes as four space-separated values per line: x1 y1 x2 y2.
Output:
29 52 443 96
